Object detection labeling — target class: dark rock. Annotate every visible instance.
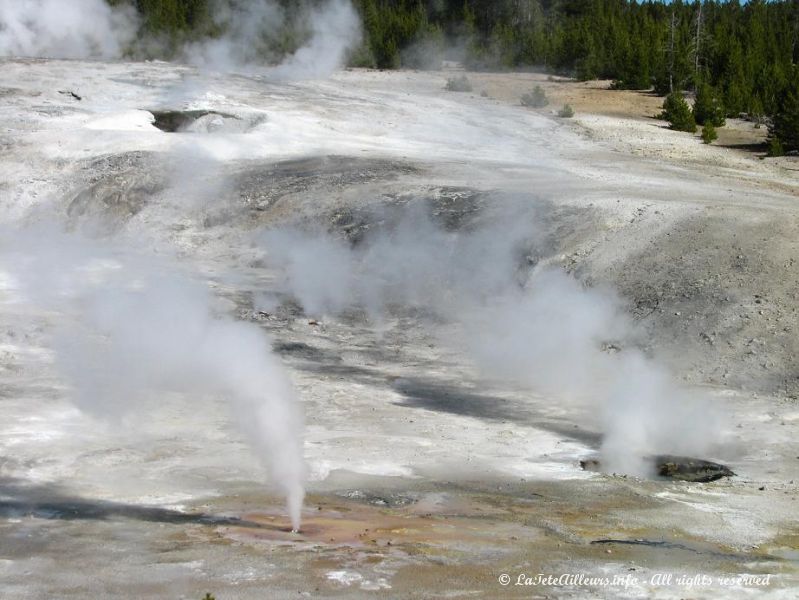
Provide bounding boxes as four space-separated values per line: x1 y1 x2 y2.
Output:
655 455 735 482
58 90 82 101
580 455 735 482
579 458 601 472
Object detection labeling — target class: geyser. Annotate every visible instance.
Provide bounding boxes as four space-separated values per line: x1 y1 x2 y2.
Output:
3 226 306 530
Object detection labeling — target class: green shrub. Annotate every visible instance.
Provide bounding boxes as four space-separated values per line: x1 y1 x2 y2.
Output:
557 104 575 118
521 85 549 108
768 136 785 157
701 122 718 144
660 92 697 133
445 76 472 92
693 83 726 127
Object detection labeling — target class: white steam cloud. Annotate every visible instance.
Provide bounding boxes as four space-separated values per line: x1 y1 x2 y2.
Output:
185 0 361 78
3 225 306 530
267 0 361 80
0 0 138 60
259 203 722 476
465 269 720 475
258 203 533 318
0 0 360 79
183 0 286 70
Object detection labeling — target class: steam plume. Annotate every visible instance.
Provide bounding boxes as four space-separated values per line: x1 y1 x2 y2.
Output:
184 0 361 78
0 0 361 80
259 202 721 476
3 225 306 529
267 0 361 80
0 0 138 60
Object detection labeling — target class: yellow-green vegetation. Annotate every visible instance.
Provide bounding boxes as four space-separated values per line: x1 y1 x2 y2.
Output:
558 104 575 118
521 85 549 108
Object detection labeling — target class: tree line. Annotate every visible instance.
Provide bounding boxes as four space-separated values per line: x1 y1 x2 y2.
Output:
110 0 799 152
354 0 799 151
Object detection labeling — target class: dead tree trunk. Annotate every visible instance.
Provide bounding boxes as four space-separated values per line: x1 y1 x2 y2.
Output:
668 11 677 93
693 2 703 76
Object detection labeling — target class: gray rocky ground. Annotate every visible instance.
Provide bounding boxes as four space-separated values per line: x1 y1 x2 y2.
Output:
0 59 797 598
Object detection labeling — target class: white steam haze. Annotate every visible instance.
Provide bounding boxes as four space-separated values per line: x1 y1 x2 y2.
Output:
183 0 287 70
186 0 361 78
259 204 722 476
0 0 362 531
258 203 535 318
0 0 138 60
0 0 361 79
2 225 306 530
267 0 361 79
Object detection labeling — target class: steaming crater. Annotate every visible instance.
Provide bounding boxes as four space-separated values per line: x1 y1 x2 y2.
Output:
148 109 266 134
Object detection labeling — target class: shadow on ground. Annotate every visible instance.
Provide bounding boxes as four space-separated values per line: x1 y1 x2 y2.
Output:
390 376 602 447
0 477 268 528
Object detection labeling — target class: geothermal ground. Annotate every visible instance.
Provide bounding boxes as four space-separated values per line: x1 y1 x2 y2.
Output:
0 59 798 598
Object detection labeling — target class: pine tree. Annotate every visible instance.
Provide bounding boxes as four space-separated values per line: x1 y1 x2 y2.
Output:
661 92 697 133
701 122 718 143
693 82 726 127
770 74 799 152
